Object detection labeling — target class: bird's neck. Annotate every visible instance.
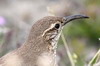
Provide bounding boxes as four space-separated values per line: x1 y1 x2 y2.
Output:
17 36 51 55
16 36 57 66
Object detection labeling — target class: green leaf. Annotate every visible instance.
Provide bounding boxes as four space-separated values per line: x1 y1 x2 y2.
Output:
88 49 100 66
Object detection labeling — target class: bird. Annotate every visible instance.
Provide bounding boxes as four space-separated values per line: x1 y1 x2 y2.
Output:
0 15 89 66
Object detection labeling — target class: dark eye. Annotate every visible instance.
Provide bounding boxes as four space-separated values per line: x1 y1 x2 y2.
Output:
55 23 60 29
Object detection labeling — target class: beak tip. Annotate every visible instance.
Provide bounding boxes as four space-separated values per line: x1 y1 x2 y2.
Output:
82 15 89 18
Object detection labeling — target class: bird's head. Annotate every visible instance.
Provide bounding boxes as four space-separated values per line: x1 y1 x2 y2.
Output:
28 15 89 49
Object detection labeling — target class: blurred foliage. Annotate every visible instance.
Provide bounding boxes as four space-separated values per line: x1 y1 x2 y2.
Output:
88 49 100 66
65 19 100 47
86 0 100 5
0 32 3 44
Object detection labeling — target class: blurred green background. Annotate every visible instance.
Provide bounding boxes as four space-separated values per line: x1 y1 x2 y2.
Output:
0 0 100 66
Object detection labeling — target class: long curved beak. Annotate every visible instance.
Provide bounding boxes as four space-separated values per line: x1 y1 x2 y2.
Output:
62 15 89 26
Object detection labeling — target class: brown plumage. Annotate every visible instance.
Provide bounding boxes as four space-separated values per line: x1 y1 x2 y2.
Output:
0 15 89 66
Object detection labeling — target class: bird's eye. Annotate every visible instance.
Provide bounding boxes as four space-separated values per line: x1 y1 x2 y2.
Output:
55 23 60 29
